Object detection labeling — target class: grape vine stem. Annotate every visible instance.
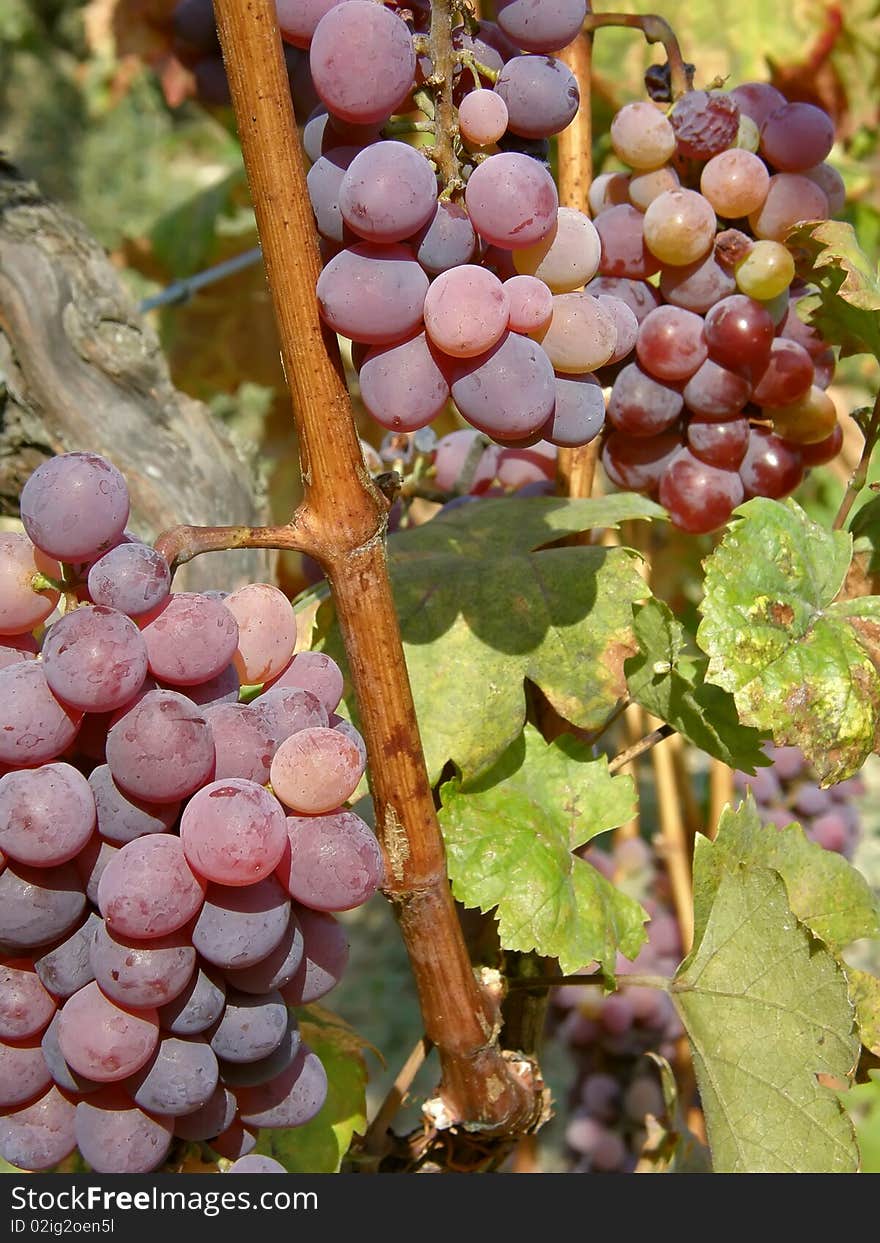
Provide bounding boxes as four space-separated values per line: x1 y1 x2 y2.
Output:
607 722 675 774
832 389 880 532
208 0 539 1143
582 12 691 100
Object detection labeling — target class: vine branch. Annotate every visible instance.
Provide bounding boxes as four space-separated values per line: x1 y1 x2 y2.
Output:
832 389 880 531
608 722 675 774
582 11 691 99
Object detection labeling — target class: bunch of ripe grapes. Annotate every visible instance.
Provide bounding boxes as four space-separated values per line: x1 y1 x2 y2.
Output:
0 453 383 1172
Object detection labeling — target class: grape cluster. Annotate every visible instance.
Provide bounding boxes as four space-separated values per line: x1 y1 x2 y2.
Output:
0 454 382 1173
595 83 843 532
549 837 684 1173
735 746 864 858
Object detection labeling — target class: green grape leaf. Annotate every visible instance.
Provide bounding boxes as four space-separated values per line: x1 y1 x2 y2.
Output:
847 969 880 1058
438 724 646 976
850 494 880 574
625 599 770 772
318 495 661 783
262 1006 370 1173
697 497 880 784
787 219 880 361
692 795 880 954
673 865 859 1173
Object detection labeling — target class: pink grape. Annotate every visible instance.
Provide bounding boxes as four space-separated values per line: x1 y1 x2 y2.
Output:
0 662 82 767
0 763 96 867
0 861 86 951
700 149 770 218
281 905 349 1004
686 413 750 470
75 838 118 908
180 779 287 887
585 275 661 322
338 141 437 243
0 960 56 1041
270 726 365 814
126 1035 218 1117
20 453 129 563
760 102 834 172
254 685 329 745
225 913 305 995
0 1038 52 1107
504 275 554 333
739 427 804 498
42 605 148 713
704 294 775 375
307 146 359 243
141 593 238 687
423 265 510 358
35 913 101 1000
751 339 814 407
643 189 717 267
729 82 787 129
413 201 477 275
105 689 215 803
628 165 679 212
264 650 344 712
682 359 752 418
493 55 579 139
659 253 736 314
594 204 660 280
536 293 617 373
432 429 500 493
495 0 586 53
209 989 288 1065
317 242 429 345
204 702 278 786
276 0 344 49
88 764 178 845
228 1154 288 1173
804 162 845 214
748 174 828 242
236 1045 328 1129
58 981 159 1082
309 1 416 124
90 922 195 1011
465 152 558 249
459 89 509 146
224 582 297 684
610 101 676 170
588 172 630 216
636 306 707 382
512 206 601 292
495 441 556 488
669 89 740 160
173 1085 236 1141
97 835 207 940
542 375 605 448
451 332 556 439
0 632 39 670
0 1085 77 1171
0 532 60 636
598 295 639 363
277 809 384 910
74 1088 173 1173
607 364 683 438
602 429 682 496
659 449 745 534
87 543 171 618
360 332 450 431
191 877 290 970
158 968 226 1037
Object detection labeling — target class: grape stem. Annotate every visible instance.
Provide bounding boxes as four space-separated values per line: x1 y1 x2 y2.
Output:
582 11 691 100
426 0 463 191
608 722 676 774
208 0 541 1143
832 389 880 531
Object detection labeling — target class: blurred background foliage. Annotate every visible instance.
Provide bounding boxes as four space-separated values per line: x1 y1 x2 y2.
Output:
2 0 880 1169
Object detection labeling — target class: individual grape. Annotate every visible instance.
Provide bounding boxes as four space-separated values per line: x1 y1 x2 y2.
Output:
450 332 557 439
173 1084 236 1141
704 294 775 375
809 811 853 854
542 375 605 448
74 837 118 908
610 101 676 170
88 765 178 846
585 275 661 322
34 913 101 1000
40 1012 99 1094
223 583 297 685
412 201 477 275
423 265 510 358
105 689 215 804
191 877 290 970
686 413 750 470
141 594 238 688
89 923 195 1011
735 242 794 304
579 1072 621 1121
751 339 814 407
58 981 158 1082
264 651 344 712
535 293 617 373
280 906 349 1005
495 0 587 54
607 364 684 438
41 606 148 714
0 662 82 768
760 102 835 172
493 441 556 488
0 1037 51 1107
734 112 761 153
87 544 171 618
125 1035 218 1117
0 632 39 671
0 1085 77 1171
338 141 437 244
254 686 328 746
748 174 828 242
597 295 639 363
0 960 56 1041
228 1154 288 1173
659 252 736 314
659 449 745 533
504 275 554 334
682 359 751 419
464 152 558 249
158 968 226 1036
738 427 804 499
277 810 384 911
793 785 834 818
309 2 416 124
636 306 707 382
302 107 381 163
0 763 96 867
225 913 304 995
317 242 429 345
459 89 509 146
587 172 630 216
307 146 359 243
812 347 836 389
172 663 240 711
0 861 85 951
208 988 288 1066
512 207 601 292
97 835 206 940
643 189 717 267
203 703 277 786
728 81 787 129
593 205 661 280
276 0 343 49
432 429 501 493
208 1119 258 1160
0 532 60 636
628 165 680 212
236 1044 328 1129
493 55 579 139
669 89 740 160
74 1088 173 1173
180 779 287 887
796 421 843 465
700 149 769 218
20 453 129 563
770 385 837 445
804 162 845 215
270 726 365 815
